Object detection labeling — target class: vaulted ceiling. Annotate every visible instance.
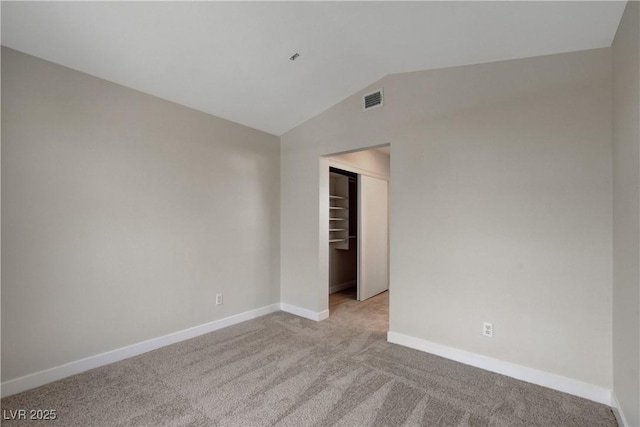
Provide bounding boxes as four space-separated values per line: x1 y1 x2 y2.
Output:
1 1 626 135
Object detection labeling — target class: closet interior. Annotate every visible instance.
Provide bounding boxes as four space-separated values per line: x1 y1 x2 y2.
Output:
327 146 390 305
329 168 358 294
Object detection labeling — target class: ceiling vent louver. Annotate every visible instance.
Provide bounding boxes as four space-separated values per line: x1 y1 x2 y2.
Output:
363 88 383 111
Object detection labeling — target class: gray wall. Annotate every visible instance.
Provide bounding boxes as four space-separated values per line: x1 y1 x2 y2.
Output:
612 1 640 425
281 48 613 388
1 47 281 382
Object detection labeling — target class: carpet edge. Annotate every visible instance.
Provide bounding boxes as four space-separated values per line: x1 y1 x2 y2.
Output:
1 303 281 398
386 330 613 406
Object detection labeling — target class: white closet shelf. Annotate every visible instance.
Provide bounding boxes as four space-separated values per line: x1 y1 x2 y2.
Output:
330 171 350 250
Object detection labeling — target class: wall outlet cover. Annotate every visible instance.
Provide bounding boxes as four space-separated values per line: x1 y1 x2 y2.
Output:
483 322 493 337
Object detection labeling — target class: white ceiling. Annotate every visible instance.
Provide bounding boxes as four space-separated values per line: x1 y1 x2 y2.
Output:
1 1 626 136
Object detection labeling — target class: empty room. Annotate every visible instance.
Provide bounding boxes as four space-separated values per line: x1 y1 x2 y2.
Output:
2 1 639 426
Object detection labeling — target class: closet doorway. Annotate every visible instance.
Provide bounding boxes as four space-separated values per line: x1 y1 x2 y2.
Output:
325 146 390 310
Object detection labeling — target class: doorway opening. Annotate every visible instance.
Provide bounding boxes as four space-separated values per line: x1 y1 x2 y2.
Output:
323 145 390 317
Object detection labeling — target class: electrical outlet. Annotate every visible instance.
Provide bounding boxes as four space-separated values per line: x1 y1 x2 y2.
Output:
483 322 493 337
216 294 223 305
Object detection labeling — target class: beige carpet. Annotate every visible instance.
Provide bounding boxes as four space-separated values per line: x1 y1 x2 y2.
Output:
1 290 616 426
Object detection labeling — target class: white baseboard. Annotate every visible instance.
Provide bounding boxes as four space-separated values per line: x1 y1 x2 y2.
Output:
611 392 630 427
387 331 612 406
317 310 330 321
1 303 280 398
280 303 329 321
329 280 356 294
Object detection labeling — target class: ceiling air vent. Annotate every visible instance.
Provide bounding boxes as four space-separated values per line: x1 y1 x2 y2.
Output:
363 88 383 111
